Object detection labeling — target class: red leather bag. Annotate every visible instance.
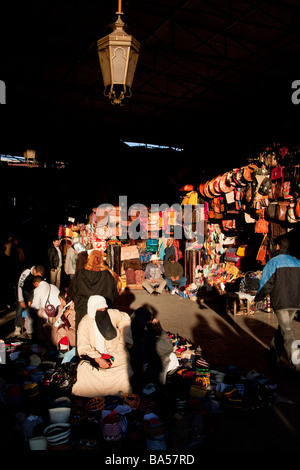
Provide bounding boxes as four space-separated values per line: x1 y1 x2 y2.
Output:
271 165 284 181
295 199 300 219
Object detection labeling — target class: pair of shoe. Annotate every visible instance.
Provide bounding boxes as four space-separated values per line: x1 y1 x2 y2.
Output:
170 288 179 295
8 327 22 338
18 331 33 340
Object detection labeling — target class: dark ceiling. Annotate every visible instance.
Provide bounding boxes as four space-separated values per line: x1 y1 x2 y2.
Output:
1 0 300 167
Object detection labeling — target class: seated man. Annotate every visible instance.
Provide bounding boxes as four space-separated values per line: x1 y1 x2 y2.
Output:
142 254 167 295
72 295 133 398
164 255 186 294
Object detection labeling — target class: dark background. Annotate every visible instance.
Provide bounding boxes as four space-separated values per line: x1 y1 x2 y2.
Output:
1 0 300 264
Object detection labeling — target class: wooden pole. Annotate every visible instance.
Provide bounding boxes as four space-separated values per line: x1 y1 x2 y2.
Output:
117 0 123 14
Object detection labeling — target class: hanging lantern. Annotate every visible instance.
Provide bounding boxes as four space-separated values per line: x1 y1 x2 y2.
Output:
97 1 140 105
265 294 272 313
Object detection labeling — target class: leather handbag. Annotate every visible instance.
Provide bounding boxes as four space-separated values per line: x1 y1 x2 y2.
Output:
258 176 272 196
265 202 277 220
256 234 267 264
295 198 300 219
271 165 284 182
287 203 299 224
276 201 289 222
254 212 269 234
45 286 56 317
244 183 253 204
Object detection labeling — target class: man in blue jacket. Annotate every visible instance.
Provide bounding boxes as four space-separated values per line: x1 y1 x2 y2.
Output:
255 235 300 372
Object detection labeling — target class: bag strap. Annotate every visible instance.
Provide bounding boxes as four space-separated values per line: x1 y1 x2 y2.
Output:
45 285 51 308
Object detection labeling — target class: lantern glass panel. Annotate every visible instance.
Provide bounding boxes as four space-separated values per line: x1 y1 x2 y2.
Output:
98 47 111 87
112 46 129 84
126 49 139 87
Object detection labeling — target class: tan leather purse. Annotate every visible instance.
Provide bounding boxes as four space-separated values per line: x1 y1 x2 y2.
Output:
276 201 289 222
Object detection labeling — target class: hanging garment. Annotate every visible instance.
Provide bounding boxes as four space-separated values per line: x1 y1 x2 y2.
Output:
107 243 121 275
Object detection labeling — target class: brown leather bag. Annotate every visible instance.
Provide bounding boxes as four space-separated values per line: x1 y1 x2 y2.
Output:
244 183 253 204
266 202 277 220
276 201 289 222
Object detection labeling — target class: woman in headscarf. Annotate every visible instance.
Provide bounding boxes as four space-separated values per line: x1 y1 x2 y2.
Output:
69 250 118 334
72 295 133 398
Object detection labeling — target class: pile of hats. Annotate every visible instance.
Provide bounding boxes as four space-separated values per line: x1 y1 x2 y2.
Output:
70 393 143 449
0 338 74 450
144 413 167 450
2 341 45 407
22 396 72 450
162 331 278 416
1 330 278 452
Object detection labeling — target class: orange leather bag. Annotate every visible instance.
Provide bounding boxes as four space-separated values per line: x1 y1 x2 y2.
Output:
254 213 269 234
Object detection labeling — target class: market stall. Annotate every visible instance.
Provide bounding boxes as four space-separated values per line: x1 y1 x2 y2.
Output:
195 144 300 312
57 144 300 310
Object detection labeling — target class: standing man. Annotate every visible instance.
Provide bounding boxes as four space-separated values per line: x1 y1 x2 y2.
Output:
48 237 63 289
142 254 166 295
164 254 186 294
65 241 86 283
255 235 300 373
11 264 45 337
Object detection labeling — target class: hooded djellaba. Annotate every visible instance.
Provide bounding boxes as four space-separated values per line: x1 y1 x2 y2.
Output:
72 295 133 398
69 250 118 332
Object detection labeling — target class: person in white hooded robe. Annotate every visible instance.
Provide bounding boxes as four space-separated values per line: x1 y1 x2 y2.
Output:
72 295 133 398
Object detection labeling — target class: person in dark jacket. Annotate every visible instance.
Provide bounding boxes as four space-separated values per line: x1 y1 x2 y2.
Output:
47 237 63 289
164 254 186 294
69 250 118 335
255 235 300 371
